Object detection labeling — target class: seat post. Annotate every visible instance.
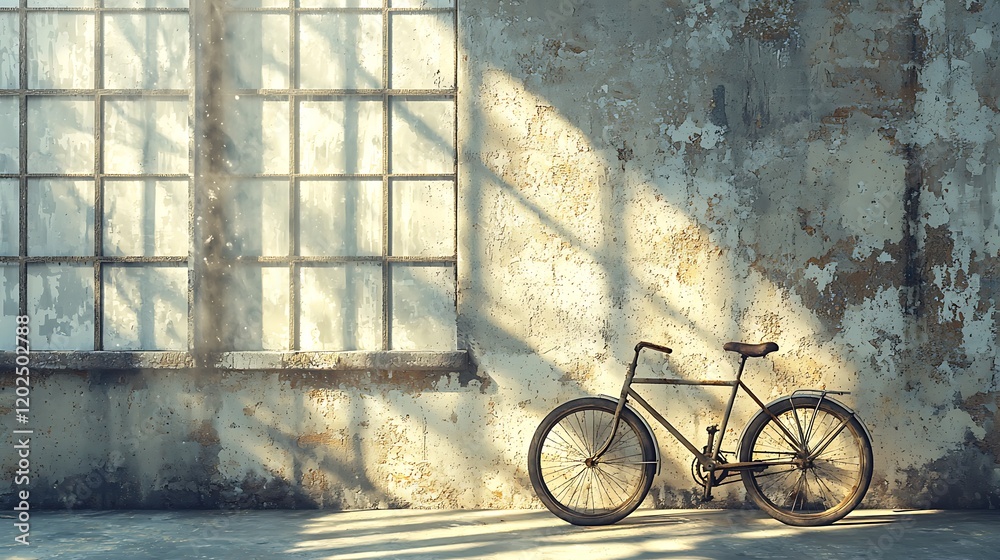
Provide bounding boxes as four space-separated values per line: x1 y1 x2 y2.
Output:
734 354 748 381
712 354 747 460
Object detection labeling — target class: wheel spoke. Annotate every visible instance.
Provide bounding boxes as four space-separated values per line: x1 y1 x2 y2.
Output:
540 461 587 478
549 465 588 503
761 419 806 456
552 424 589 458
751 466 800 480
808 468 839 509
592 465 633 504
571 411 593 457
740 397 872 526
530 401 654 523
807 418 851 461
567 465 593 512
545 430 587 459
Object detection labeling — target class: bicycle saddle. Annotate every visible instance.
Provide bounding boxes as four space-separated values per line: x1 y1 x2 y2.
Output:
723 341 778 358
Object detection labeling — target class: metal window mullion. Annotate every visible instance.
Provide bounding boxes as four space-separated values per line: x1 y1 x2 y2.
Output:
17 88 189 96
289 4 299 351
21 7 188 14
17 0 27 319
78 255 188 263
21 173 99 179
452 4 459 329
93 3 104 351
381 0 391 351
229 88 455 96
90 173 190 179
186 3 196 353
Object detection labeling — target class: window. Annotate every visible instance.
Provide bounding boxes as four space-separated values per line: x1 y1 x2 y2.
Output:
0 0 193 354
0 0 461 369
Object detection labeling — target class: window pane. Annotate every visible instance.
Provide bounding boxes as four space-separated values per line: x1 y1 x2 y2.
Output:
299 99 382 174
103 179 188 257
103 265 187 350
226 265 289 350
391 264 455 350
27 179 94 257
0 265 16 351
391 179 453 257
390 13 454 90
299 179 381 257
104 98 189 174
300 0 380 7
0 13 18 88
225 97 290 174
27 263 94 350
27 14 94 90
0 179 16 256
104 0 188 8
27 97 95 174
223 180 288 257
0 97 16 173
27 0 92 10
390 98 454 173
104 14 190 90
391 0 454 7
300 263 381 351
299 13 381 90
227 13 289 90
230 0 286 7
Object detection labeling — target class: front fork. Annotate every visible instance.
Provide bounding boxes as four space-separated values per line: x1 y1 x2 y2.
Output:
589 362 637 461
591 341 672 463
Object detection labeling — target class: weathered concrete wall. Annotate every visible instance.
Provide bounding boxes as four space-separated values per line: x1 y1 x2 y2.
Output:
457 0 1000 509
3 0 1000 511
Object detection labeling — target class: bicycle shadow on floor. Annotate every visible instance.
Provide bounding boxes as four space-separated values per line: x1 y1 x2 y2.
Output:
832 516 900 526
577 508 763 531
578 507 906 536
605 513 691 527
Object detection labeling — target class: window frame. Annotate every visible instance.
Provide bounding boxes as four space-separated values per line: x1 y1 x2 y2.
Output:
0 0 466 372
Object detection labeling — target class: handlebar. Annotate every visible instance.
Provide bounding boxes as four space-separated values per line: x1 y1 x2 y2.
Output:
634 341 672 355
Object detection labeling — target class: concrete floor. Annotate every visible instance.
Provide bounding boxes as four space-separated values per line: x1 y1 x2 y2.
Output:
1 508 998 559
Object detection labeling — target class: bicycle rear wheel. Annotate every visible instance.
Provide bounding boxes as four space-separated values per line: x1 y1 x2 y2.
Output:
739 395 873 526
528 397 656 526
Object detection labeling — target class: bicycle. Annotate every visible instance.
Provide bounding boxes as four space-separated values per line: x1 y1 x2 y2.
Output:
528 340 873 527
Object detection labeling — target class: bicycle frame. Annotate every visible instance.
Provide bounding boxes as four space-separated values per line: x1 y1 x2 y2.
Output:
594 341 851 500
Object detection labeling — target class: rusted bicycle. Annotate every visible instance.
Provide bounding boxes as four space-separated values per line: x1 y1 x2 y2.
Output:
528 341 873 526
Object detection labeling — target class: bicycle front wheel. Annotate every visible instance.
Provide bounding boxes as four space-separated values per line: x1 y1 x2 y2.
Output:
739 395 873 526
528 397 656 526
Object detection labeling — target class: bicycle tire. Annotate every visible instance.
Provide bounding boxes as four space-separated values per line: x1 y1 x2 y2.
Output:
738 395 873 526
528 397 656 526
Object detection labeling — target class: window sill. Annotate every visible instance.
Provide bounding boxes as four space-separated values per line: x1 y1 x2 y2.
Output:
1 350 470 372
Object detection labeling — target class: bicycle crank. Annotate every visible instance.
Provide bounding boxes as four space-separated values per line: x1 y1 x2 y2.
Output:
691 452 731 488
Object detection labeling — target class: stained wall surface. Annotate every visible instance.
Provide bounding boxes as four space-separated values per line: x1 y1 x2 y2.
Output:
2 0 1000 511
